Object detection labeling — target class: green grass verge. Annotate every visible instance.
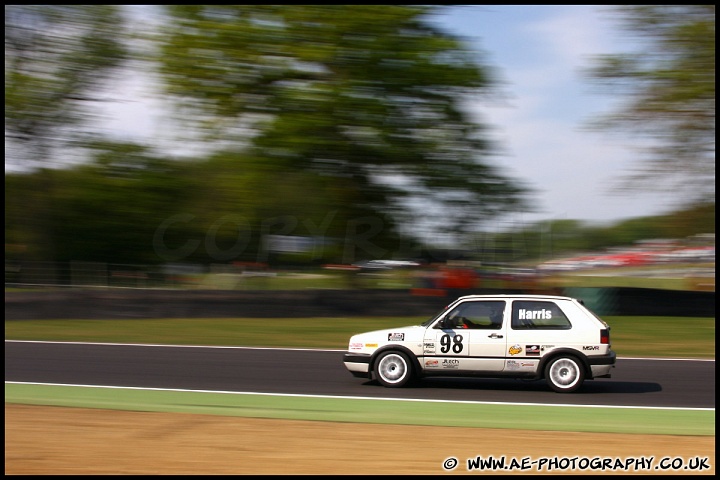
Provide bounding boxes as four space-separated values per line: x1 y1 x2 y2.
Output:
4 316 715 358
5 383 714 436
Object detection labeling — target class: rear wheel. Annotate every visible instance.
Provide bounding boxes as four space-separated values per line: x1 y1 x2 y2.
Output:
545 356 585 393
375 351 413 387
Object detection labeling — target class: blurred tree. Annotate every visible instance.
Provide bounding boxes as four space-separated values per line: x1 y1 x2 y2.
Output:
153 5 530 239
585 5 715 203
5 5 129 262
174 150 410 265
5 5 128 169
5 142 198 265
466 201 715 264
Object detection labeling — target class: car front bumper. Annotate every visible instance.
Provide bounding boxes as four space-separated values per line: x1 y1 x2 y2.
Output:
343 352 371 377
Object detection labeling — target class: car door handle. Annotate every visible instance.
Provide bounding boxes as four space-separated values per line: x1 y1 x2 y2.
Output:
488 333 503 339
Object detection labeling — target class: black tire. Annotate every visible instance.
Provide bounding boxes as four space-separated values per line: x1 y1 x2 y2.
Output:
545 356 585 393
374 351 413 388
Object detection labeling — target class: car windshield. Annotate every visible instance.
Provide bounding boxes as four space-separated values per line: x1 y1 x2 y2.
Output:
420 306 449 327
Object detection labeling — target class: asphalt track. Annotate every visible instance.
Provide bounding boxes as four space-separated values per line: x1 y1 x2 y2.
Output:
4 340 715 409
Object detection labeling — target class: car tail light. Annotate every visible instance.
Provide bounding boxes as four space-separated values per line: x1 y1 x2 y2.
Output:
600 329 610 344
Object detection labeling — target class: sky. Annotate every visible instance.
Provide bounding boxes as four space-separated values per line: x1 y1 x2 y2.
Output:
100 5 680 227
434 5 678 227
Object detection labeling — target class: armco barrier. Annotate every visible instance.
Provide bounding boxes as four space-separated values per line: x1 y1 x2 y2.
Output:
4 289 454 320
613 287 715 317
4 287 714 320
565 287 715 317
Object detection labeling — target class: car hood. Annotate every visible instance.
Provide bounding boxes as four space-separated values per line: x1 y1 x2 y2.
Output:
348 325 425 353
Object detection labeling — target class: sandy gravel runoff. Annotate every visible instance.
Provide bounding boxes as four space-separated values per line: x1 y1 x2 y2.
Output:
4 404 715 475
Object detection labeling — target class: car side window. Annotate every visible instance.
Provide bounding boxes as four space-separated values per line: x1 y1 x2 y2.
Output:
440 300 505 329
511 301 571 330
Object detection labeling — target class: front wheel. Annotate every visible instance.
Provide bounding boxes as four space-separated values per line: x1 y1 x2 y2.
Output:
374 351 413 388
545 356 585 393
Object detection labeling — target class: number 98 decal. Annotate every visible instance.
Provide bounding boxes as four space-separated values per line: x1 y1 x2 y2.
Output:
440 334 464 354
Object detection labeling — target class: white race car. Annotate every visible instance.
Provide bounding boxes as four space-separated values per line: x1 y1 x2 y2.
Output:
343 294 616 393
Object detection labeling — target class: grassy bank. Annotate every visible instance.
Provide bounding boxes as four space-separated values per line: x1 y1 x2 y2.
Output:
4 315 715 359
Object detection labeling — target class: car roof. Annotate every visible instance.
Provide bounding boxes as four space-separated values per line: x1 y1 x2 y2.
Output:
454 294 576 301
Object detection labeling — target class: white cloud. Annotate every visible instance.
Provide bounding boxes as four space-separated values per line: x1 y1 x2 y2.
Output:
96 70 162 141
448 5 677 223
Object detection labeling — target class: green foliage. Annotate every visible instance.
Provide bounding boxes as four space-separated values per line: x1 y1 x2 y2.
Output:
5 6 130 263
5 5 128 168
464 202 715 263
585 5 715 202
5 143 416 265
6 143 196 264
154 5 530 234
5 150 714 265
178 151 408 264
